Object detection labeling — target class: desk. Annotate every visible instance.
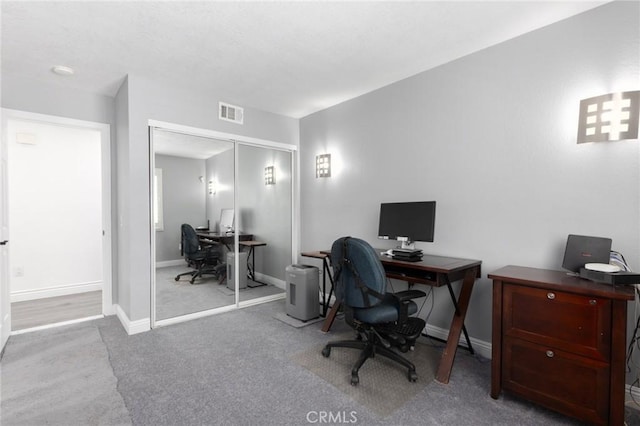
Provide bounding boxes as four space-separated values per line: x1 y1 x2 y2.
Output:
240 241 266 287
197 231 253 250
301 251 335 317
318 250 481 384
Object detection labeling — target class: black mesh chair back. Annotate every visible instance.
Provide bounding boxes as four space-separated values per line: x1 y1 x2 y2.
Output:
175 224 225 284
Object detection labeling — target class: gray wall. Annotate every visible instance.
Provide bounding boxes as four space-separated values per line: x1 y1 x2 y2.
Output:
115 78 129 314
206 147 235 231
300 1 640 347
155 154 207 262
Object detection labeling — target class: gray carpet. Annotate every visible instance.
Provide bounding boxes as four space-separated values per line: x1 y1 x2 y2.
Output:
0 321 131 425
273 311 325 328
291 337 439 417
2 299 638 425
155 265 284 320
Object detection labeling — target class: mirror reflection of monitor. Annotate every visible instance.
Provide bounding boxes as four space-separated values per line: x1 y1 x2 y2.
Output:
219 208 234 233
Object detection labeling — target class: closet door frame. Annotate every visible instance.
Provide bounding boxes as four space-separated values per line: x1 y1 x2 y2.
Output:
149 119 297 329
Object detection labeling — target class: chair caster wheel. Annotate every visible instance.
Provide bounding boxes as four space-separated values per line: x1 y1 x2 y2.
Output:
350 374 359 386
189 279 195 284
174 277 179 281
321 347 331 358
408 370 418 382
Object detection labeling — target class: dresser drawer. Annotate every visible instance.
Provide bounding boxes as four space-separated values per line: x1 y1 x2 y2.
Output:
503 337 610 424
503 283 611 361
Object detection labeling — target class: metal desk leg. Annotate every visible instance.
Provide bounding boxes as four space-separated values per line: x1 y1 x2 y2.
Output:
246 245 266 288
247 246 255 280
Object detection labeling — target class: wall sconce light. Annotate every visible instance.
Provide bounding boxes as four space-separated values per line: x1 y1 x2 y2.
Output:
265 166 275 185
316 154 331 178
208 180 215 195
577 90 639 143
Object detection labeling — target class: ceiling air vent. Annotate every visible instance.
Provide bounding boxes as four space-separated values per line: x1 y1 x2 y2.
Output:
219 102 244 125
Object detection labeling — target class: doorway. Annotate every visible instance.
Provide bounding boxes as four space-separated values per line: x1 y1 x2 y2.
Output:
1 109 112 334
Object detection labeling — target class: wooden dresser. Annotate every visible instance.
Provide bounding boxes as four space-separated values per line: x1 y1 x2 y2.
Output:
489 266 635 425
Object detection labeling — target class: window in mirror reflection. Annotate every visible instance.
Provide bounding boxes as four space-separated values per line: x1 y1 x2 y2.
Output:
154 167 164 231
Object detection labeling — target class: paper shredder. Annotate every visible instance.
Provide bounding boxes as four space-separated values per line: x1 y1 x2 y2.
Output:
285 264 319 321
226 251 248 290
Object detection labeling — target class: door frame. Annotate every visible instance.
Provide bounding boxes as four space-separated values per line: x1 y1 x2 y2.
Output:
148 119 298 329
1 110 9 352
1 109 114 332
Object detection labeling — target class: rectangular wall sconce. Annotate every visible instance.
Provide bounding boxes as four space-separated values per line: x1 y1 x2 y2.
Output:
264 166 275 185
577 90 639 143
316 154 331 178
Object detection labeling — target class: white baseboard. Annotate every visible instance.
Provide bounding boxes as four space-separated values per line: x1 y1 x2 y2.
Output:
254 273 285 290
115 305 150 335
156 259 185 268
11 281 102 303
103 303 117 316
424 323 492 360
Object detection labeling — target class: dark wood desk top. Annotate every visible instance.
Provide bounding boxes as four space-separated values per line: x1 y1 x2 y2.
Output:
379 253 481 274
380 253 481 286
197 231 253 242
301 251 330 259
488 265 634 300
239 240 266 247
314 249 481 286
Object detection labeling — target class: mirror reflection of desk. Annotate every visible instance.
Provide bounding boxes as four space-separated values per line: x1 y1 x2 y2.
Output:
239 241 267 287
196 231 254 250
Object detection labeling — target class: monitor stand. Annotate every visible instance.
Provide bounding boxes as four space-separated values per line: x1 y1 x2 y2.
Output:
397 237 415 250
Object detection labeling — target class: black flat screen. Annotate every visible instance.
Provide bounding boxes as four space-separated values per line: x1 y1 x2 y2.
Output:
378 201 436 243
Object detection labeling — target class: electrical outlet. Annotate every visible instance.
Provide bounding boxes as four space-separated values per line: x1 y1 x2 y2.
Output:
14 267 24 277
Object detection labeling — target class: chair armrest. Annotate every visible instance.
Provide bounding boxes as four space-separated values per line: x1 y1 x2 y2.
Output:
389 290 426 323
393 290 426 302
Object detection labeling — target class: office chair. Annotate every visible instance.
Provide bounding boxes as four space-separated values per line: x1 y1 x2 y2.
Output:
174 224 225 284
321 236 426 386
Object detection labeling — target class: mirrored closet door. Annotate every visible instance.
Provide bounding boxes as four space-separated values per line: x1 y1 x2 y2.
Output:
151 126 294 325
152 128 237 322
235 144 291 303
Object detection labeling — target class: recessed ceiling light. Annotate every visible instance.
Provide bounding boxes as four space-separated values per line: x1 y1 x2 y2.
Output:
51 65 74 76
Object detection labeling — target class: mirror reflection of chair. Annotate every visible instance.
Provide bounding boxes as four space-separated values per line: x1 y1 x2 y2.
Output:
175 224 225 284
321 236 426 386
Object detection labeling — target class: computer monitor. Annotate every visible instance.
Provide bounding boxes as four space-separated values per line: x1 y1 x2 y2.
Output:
219 208 234 233
378 201 436 249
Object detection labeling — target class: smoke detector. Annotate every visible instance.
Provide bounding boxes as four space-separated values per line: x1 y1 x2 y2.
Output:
52 65 75 76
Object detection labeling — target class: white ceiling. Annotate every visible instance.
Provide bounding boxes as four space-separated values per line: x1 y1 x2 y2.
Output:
152 128 234 159
1 1 609 119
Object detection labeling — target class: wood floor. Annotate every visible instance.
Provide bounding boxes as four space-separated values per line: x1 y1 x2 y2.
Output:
11 291 102 331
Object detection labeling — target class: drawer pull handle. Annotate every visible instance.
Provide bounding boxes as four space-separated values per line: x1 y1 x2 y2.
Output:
546 350 555 358
547 292 555 300
589 299 597 305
